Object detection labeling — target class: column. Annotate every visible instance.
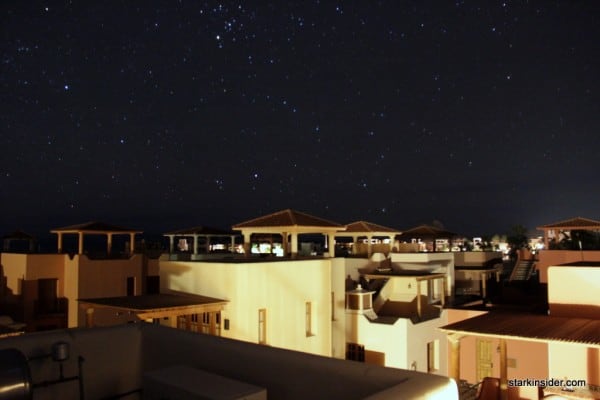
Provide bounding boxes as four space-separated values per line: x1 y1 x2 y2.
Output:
290 232 298 258
448 334 463 383
168 235 174 253
206 235 212 253
193 235 199 255
78 232 84 254
352 236 358 255
243 233 251 257
328 233 336 257
481 272 487 300
281 232 288 256
367 235 373 258
499 339 508 400
57 233 63 253
129 233 135 253
86 307 95 328
107 233 113 254
230 235 235 253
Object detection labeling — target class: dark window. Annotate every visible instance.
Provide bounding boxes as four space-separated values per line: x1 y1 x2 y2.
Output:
346 343 365 362
146 276 160 294
126 277 135 296
37 278 58 313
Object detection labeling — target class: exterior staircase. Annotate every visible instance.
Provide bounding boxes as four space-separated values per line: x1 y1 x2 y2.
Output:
509 259 535 281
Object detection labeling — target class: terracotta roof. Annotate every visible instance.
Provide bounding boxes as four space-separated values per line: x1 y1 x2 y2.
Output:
397 224 457 240
233 209 343 229
343 221 400 234
164 226 237 236
537 217 600 230
440 312 600 347
51 221 142 233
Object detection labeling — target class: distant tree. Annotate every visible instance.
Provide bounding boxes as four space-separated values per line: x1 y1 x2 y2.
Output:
507 224 528 250
506 225 528 262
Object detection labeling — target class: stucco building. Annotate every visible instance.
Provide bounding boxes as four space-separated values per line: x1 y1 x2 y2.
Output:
0 222 160 330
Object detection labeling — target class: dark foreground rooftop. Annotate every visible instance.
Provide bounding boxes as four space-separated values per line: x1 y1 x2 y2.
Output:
0 323 457 400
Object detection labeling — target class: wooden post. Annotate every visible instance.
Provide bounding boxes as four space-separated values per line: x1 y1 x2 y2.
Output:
500 339 508 400
209 312 217 335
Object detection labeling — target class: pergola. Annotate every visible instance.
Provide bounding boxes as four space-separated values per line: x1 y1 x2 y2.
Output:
2 230 36 252
232 209 344 258
440 312 600 400
537 216 600 249
336 221 401 257
397 225 458 252
50 221 142 255
163 226 239 254
79 293 228 333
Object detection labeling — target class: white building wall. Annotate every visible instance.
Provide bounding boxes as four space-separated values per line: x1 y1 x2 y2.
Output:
548 266 600 309
346 312 408 369
330 257 347 359
160 258 336 357
405 309 448 376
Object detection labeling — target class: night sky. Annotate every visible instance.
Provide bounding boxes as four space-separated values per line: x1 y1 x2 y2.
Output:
1 1 599 239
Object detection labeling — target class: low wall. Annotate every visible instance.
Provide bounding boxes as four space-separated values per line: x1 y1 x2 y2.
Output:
141 324 457 400
0 323 458 400
537 250 600 282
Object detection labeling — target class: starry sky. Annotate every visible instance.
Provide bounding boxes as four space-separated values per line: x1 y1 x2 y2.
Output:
1 1 599 239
